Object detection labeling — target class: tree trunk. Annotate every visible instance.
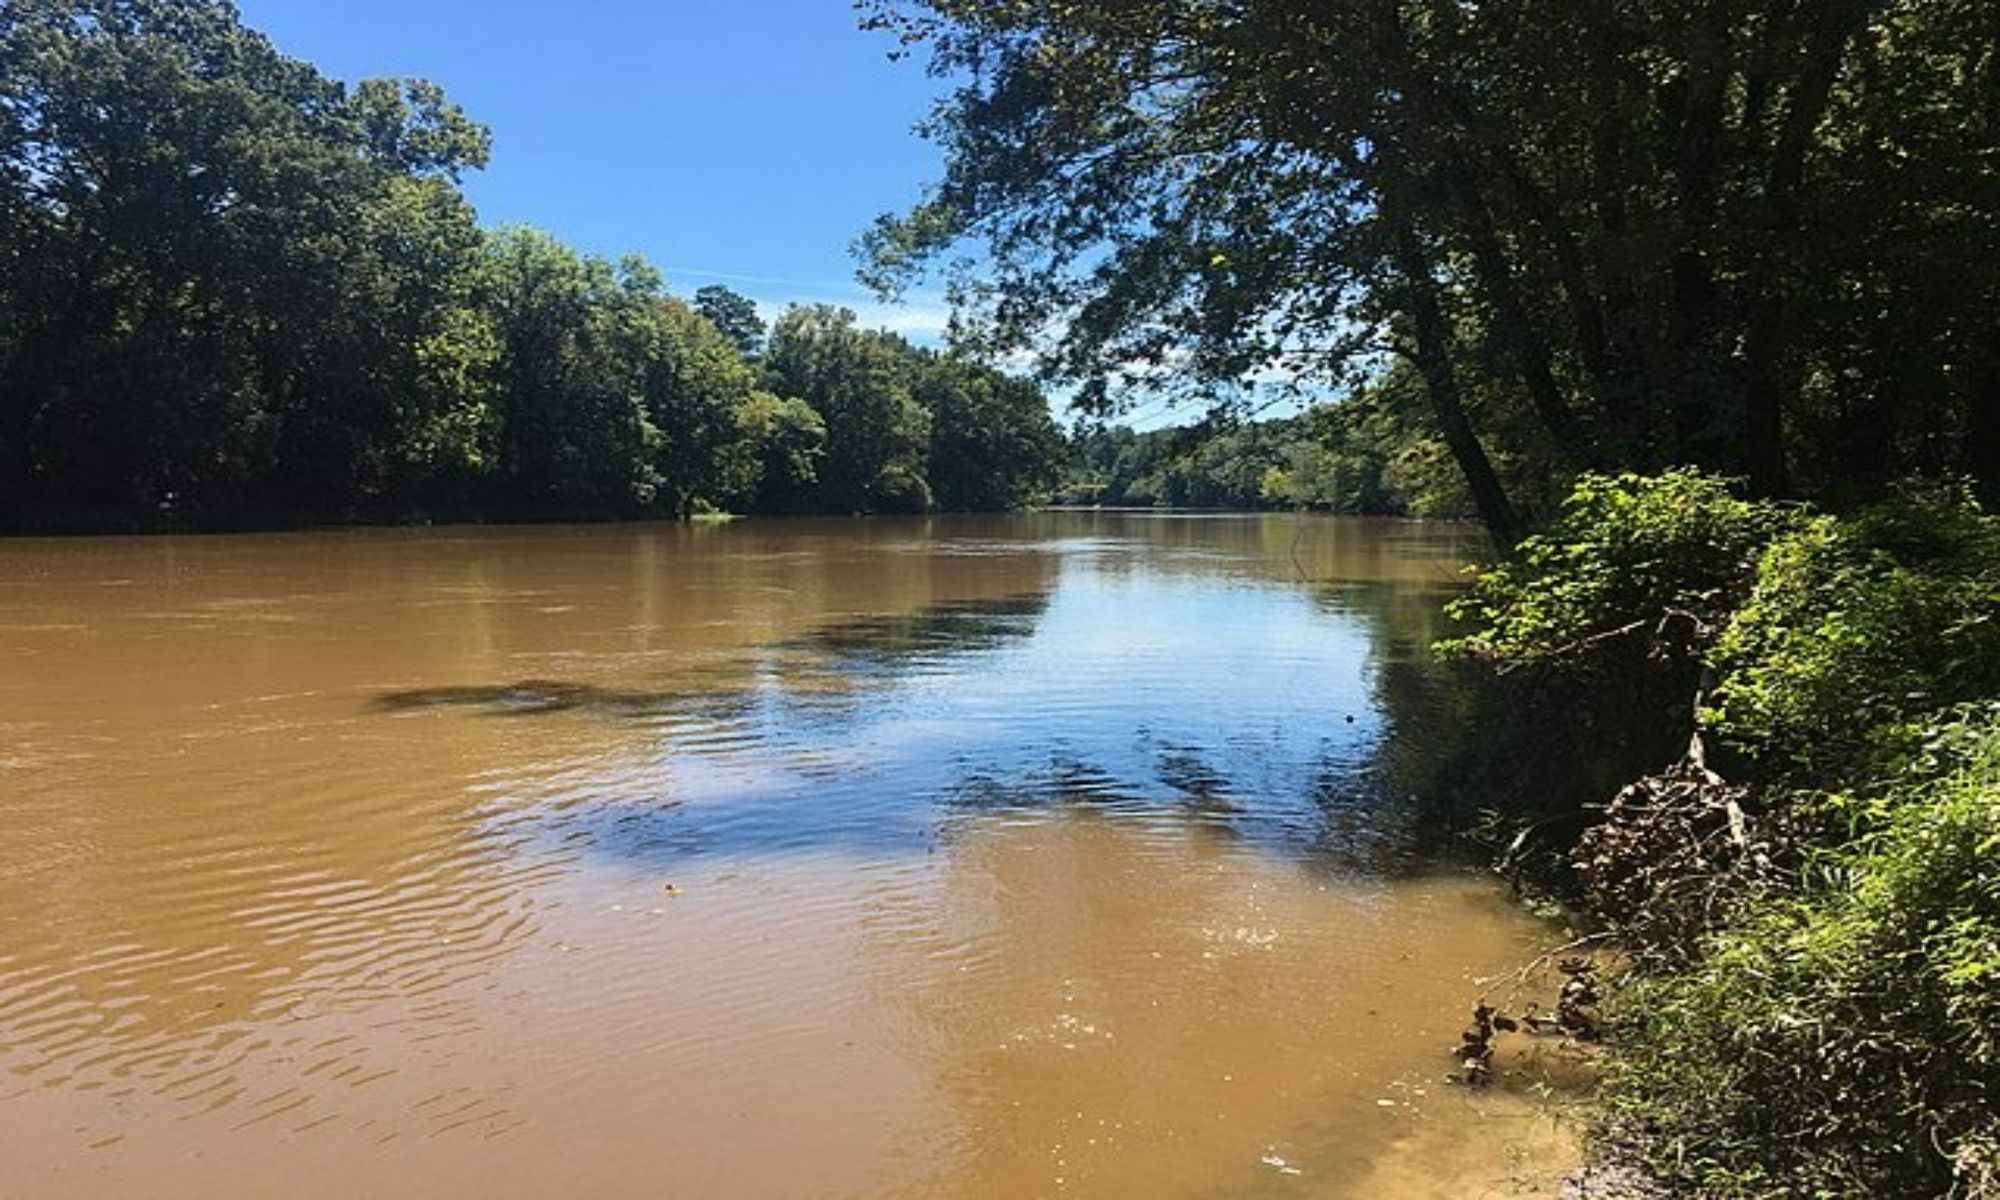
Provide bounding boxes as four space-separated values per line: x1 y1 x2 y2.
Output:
1371 19 1618 454
1665 13 1734 464
1740 0 1876 497
1586 26 1655 469
1451 170 1597 470
1969 331 2000 493
1391 223 1521 552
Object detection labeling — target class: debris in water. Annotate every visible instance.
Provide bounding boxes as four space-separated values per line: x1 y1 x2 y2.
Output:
661 882 682 896
1456 1002 1499 1085
1454 957 1604 1087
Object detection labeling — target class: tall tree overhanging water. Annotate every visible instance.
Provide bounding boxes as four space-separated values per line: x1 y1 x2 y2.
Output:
857 0 2000 546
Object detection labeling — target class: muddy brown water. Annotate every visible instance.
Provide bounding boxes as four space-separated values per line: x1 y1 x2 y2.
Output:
0 513 1576 1198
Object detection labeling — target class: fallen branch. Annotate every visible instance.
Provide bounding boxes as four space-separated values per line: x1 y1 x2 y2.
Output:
1497 607 1712 677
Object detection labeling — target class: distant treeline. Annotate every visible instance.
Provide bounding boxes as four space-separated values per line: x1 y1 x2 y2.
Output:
0 0 1063 530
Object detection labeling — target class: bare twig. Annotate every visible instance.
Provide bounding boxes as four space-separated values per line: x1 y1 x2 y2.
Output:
1496 606 1713 677
1474 931 1617 999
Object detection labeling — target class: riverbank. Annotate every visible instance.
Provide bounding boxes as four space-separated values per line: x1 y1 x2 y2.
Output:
1443 472 2000 1198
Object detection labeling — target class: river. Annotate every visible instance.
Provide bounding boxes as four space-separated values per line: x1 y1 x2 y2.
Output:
0 512 1575 1198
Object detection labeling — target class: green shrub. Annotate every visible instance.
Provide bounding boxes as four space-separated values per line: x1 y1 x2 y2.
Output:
1445 473 2000 788
1437 472 1812 820
1708 486 2000 782
1597 725 2000 1198
1441 470 1808 669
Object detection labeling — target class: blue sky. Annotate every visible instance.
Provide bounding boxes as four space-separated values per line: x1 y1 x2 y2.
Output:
239 0 957 341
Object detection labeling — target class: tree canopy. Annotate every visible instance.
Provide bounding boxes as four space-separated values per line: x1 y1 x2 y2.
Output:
0 0 1066 529
859 0 2000 545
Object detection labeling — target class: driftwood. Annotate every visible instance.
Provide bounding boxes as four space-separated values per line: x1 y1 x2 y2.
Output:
1569 754 1799 968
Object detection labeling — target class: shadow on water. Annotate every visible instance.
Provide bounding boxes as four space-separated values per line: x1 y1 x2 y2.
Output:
370 591 1056 720
372 678 712 717
776 592 1051 670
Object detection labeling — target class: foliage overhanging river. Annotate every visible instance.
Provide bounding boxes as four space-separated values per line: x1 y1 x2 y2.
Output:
0 512 1577 1197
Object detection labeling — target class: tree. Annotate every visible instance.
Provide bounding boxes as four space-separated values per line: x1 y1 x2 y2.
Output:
913 354 1063 510
479 231 789 518
645 295 770 516
727 391 827 512
0 0 489 523
854 1 1539 544
762 305 932 513
480 229 665 513
858 0 2000 542
0 0 1073 527
693 284 767 359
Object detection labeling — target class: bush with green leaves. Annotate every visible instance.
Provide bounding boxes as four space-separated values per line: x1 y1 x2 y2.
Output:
1707 485 2000 782
1441 471 1808 670
1596 721 2000 1198
1433 472 1813 809
1445 473 2000 782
